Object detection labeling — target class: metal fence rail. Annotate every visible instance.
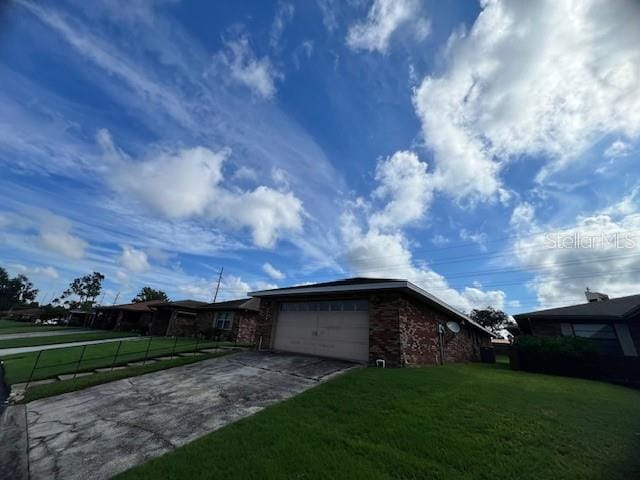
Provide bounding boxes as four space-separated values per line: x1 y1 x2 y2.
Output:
22 334 250 389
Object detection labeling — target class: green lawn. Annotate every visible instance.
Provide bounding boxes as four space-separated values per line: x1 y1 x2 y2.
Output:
1 337 227 384
0 319 72 334
0 330 137 349
117 363 640 480
21 350 232 403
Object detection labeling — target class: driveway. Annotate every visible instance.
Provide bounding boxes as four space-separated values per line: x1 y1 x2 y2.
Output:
26 351 354 480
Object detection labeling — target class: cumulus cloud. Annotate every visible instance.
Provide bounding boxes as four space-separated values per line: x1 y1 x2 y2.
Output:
514 212 640 308
369 151 433 230
263 262 285 280
119 245 150 273
341 212 506 311
103 140 305 249
413 0 640 203
346 0 429 54
111 147 226 218
339 154 507 312
214 36 282 99
37 213 87 259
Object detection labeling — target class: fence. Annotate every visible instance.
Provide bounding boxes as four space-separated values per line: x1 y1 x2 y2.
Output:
21 334 251 389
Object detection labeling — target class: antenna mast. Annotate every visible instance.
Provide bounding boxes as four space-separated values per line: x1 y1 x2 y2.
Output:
212 267 224 303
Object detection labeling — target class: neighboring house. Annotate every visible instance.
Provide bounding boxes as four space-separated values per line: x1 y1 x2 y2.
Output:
248 277 494 366
0 307 43 321
92 300 165 333
159 298 261 344
514 291 640 358
149 300 211 337
65 310 93 326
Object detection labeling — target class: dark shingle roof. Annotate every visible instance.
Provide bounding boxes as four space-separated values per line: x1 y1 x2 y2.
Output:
95 300 165 312
514 294 640 321
255 277 404 292
154 300 211 310
204 297 260 311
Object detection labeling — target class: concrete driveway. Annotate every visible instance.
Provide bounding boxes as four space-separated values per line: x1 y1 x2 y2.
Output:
25 351 354 480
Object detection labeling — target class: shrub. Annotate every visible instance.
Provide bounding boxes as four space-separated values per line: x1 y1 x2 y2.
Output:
511 335 600 378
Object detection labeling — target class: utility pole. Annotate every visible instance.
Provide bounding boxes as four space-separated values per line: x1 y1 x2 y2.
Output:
212 267 223 303
112 292 120 305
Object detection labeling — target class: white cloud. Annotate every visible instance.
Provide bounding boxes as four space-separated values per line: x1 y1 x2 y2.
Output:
346 0 429 54
11 264 59 279
413 0 640 203
601 186 640 217
513 212 640 309
459 229 488 247
111 146 226 218
119 245 150 273
339 156 507 313
263 262 286 280
369 151 433 230
510 202 536 231
214 36 282 99
37 213 87 259
604 140 631 159
317 0 338 32
431 234 449 246
341 212 506 312
103 140 305 249
270 2 295 50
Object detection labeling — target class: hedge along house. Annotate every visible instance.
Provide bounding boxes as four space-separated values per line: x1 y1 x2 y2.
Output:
156 298 261 344
92 300 165 333
249 278 494 366
513 291 640 358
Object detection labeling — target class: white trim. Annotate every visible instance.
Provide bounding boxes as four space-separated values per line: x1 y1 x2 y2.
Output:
249 280 495 337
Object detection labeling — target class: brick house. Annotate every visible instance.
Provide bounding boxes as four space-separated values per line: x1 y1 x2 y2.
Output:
249 278 493 366
92 300 164 333
514 291 640 358
153 298 260 344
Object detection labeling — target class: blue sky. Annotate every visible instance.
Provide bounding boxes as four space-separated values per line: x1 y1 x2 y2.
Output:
1 0 639 313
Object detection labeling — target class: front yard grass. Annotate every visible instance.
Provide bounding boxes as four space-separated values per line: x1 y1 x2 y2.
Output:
117 362 640 480
0 319 71 334
0 330 137 349
1 336 226 384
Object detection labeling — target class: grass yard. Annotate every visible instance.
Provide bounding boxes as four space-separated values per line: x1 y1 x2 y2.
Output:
21 350 231 403
117 362 640 480
0 330 137 349
1 336 226 385
0 319 71 334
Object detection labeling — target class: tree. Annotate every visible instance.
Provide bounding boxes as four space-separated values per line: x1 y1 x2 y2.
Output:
0 267 39 310
132 287 169 303
56 272 105 310
469 307 510 334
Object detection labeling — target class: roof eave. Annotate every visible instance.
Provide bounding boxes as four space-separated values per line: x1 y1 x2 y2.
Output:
250 280 495 337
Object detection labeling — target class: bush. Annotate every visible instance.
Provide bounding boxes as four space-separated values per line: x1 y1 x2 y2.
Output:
511 335 600 378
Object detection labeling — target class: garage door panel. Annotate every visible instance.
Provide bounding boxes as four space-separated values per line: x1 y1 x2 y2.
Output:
274 305 369 362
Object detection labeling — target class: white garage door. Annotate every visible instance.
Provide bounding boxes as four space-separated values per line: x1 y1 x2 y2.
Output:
273 300 369 362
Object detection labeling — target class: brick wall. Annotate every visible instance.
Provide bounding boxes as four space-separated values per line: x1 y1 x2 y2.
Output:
233 311 259 344
255 299 277 349
368 293 403 366
398 294 488 366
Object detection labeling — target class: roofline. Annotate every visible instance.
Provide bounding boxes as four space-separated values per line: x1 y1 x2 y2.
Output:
249 280 495 337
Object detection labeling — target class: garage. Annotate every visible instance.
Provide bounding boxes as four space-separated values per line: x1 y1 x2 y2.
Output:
273 300 369 362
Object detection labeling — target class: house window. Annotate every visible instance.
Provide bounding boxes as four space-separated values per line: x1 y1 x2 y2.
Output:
214 311 234 330
570 323 622 356
280 300 368 312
